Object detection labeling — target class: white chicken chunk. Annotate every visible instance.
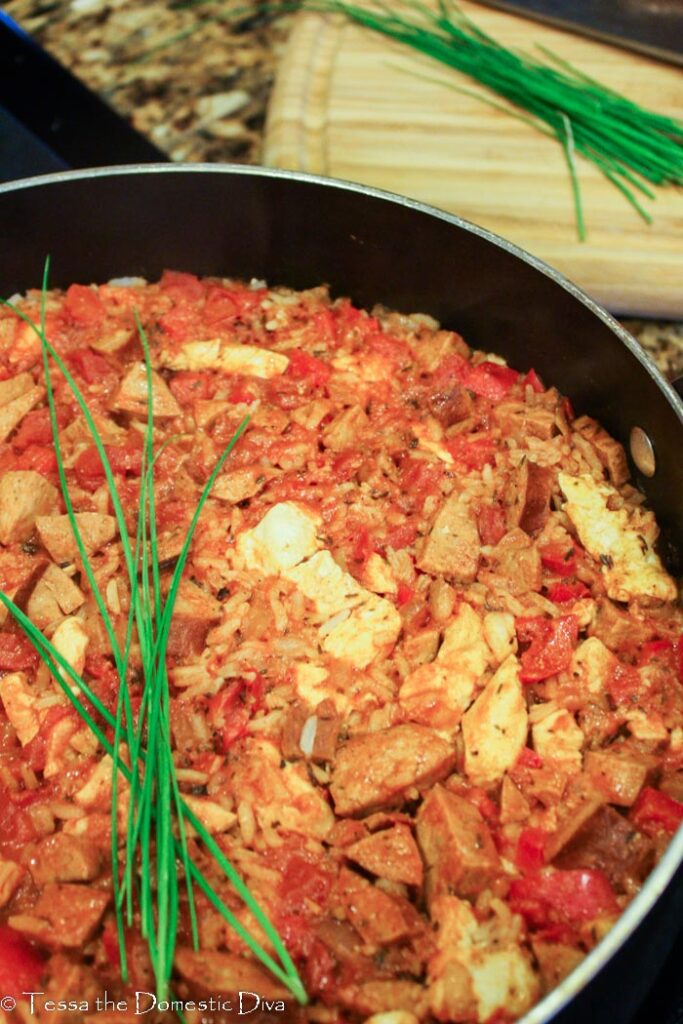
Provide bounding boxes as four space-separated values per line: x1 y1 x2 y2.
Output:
559 473 676 603
532 708 584 773
160 339 289 379
51 617 89 679
0 470 58 545
0 672 40 745
462 656 527 786
236 501 321 575
111 361 182 418
570 637 616 697
400 603 490 733
285 549 401 669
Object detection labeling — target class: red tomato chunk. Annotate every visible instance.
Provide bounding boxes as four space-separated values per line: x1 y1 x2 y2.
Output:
516 615 579 683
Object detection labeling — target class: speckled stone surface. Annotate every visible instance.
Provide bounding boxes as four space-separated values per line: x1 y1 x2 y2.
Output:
4 0 683 380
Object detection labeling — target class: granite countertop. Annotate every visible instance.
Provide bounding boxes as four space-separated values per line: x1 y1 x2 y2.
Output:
4 0 683 379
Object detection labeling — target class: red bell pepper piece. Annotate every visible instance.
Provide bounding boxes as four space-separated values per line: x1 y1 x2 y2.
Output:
509 868 619 927
0 632 39 672
630 787 683 837
516 615 579 683
464 361 519 401
523 368 545 393
286 349 331 388
540 542 578 577
396 582 414 608
384 521 417 551
546 581 590 604
11 444 58 477
11 406 70 451
0 926 46 998
67 347 115 385
74 442 143 491
515 827 548 874
63 283 105 326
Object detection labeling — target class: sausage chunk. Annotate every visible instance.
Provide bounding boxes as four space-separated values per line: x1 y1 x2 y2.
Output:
416 494 480 582
330 725 456 816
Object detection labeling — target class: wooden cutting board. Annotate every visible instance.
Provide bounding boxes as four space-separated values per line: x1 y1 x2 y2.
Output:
263 3 683 317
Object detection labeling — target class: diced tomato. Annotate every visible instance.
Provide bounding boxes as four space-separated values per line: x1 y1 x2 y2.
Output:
63 284 105 326
384 521 418 551
74 442 143 491
66 347 116 385
630 787 683 837
477 503 507 546
279 853 335 908
12 406 70 451
304 938 336 1000
351 525 376 566
0 632 39 672
516 747 544 769
523 368 545 393
464 361 519 401
396 582 414 608
604 659 643 706
400 456 445 498
158 306 199 342
12 444 57 477
168 371 215 405
516 615 579 683
331 451 363 483
0 784 42 846
286 349 331 388
540 542 578 577
638 637 683 683
546 581 590 604
229 383 255 405
446 435 497 470
159 270 205 303
0 925 46 997
203 286 240 323
515 827 548 874
335 301 380 339
208 674 264 753
508 868 619 928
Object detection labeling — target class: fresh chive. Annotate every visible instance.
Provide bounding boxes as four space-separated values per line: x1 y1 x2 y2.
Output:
0 269 307 1007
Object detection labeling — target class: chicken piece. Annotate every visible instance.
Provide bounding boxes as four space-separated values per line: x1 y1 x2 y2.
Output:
401 628 441 671
52 617 89 677
330 724 456 816
506 460 555 535
417 786 500 904
236 501 321 575
285 549 401 669
584 748 649 807
427 896 539 1023
532 709 584 774
322 405 369 451
499 775 531 825
462 656 527 786
399 603 490 733
159 339 289 379
335 867 416 945
290 398 334 431
531 940 585 992
0 385 43 444
483 528 542 596
36 512 116 563
364 1013 419 1024
211 467 270 505
111 361 182 418
26 833 102 885
0 470 58 545
0 372 34 407
483 611 517 664
165 579 222 659
553 804 653 892
570 637 616 698
182 795 237 835
558 473 676 603
416 493 480 582
9 883 109 949
494 399 556 442
574 415 629 486
346 823 423 886
27 563 85 629
0 671 39 745
0 858 24 907
362 552 398 596
227 737 334 840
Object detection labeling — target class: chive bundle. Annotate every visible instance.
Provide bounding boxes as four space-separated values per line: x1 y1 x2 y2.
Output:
296 0 683 240
0 262 307 1006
